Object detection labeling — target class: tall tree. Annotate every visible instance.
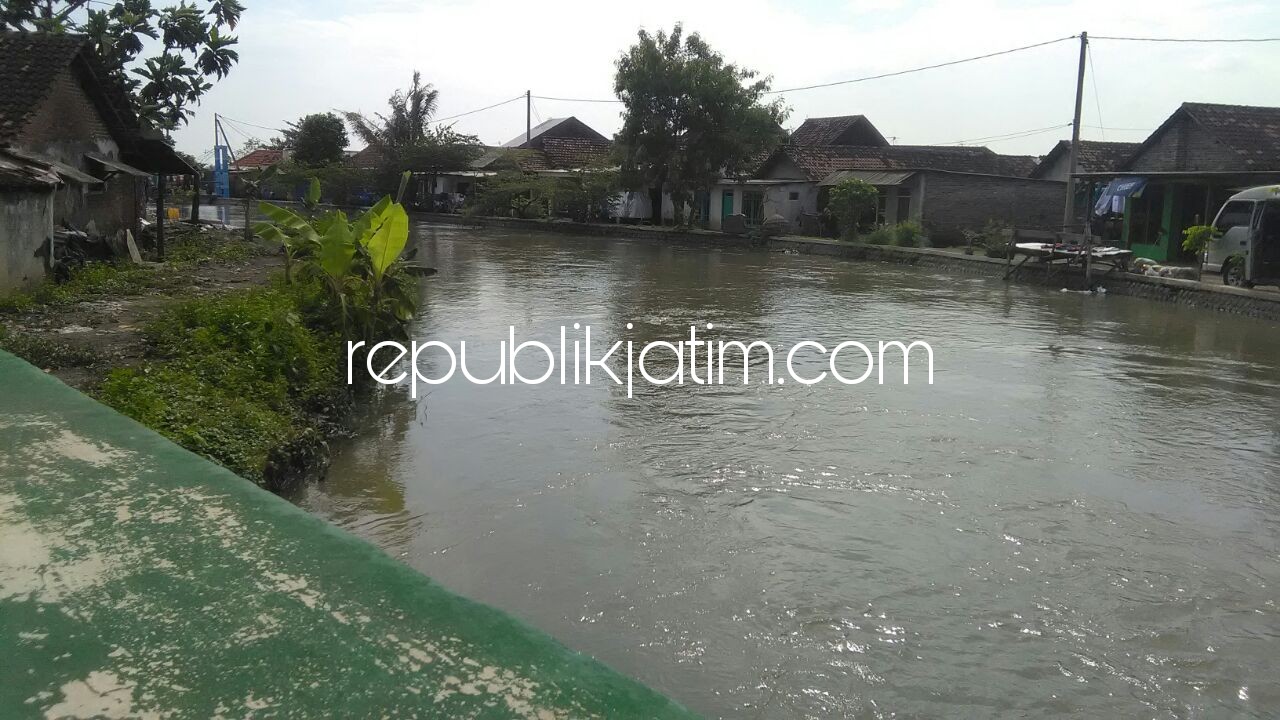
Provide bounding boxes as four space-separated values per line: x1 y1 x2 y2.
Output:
0 0 243 131
343 72 481 195
343 71 439 159
614 24 787 225
285 112 349 167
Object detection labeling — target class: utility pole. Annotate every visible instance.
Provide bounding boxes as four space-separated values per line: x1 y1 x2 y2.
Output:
1062 31 1088 231
525 90 532 145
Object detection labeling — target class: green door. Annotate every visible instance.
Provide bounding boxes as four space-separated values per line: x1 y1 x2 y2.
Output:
722 190 735 219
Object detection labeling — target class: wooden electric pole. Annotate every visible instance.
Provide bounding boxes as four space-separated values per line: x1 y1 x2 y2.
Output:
525 90 532 145
1062 31 1088 231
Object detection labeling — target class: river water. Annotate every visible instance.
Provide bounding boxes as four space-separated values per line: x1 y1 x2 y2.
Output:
295 224 1280 719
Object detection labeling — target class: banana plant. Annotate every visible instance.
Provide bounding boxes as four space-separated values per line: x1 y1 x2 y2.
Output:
254 172 434 340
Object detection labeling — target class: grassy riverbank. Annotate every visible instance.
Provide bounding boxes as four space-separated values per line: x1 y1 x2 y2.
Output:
0 225 352 491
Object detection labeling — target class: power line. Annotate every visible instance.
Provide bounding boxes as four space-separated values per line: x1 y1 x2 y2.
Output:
1084 125 1152 131
216 114 286 134
936 122 1072 146
531 35 1079 103
1086 44 1104 140
767 35 1079 95
1091 35 1280 43
533 94 620 104
432 94 526 123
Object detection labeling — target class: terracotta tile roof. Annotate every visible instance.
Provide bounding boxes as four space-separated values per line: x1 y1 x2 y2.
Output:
0 31 92 144
992 154 1040 177
233 147 283 170
790 115 888 147
472 147 552 172
1030 140 1140 178
540 137 613 169
775 144 1034 180
1181 102 1280 168
347 145 383 169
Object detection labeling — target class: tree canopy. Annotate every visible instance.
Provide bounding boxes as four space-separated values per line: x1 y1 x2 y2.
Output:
343 71 440 159
613 23 787 224
285 112 349 167
0 0 244 131
342 71 482 193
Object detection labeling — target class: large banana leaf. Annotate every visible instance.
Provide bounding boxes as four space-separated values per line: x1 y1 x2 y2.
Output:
258 202 318 243
317 211 354 281
363 203 409 281
353 196 393 239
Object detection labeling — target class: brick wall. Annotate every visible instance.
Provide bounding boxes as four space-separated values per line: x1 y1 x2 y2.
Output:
15 66 116 165
919 171 1065 238
13 65 137 238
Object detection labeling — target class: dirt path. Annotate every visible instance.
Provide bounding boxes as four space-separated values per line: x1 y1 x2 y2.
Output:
2 228 281 390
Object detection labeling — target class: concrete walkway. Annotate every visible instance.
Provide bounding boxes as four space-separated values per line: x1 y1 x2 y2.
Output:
0 351 695 719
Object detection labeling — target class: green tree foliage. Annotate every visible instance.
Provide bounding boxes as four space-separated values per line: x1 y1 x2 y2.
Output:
285 112 349 167
826 179 880 238
613 23 786 225
342 71 482 196
255 173 434 341
1 0 244 130
466 169 621 222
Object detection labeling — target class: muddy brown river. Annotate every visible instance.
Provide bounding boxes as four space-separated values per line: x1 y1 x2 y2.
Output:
295 224 1280 718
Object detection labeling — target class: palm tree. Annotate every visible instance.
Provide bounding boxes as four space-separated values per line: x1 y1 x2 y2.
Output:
344 71 440 159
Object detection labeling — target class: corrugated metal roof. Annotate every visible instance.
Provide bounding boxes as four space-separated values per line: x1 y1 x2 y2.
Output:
86 152 148 178
4 148 101 185
818 170 914 187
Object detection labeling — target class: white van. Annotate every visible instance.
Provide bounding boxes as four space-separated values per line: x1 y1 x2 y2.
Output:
1204 185 1280 288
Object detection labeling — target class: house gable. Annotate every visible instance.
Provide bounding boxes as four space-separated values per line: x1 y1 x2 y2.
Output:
790 115 888 147
503 117 608 149
16 65 119 165
1124 103 1280 172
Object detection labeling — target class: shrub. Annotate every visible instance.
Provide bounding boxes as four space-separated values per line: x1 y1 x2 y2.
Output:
825 179 879 238
0 326 100 369
96 287 344 489
862 227 895 245
891 221 925 247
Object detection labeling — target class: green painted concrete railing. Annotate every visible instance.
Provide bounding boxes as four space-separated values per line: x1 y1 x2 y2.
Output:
0 351 696 719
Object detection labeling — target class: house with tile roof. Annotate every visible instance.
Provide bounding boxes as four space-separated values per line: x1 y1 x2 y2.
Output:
789 115 889 147
1030 140 1141 181
1072 102 1280 262
704 115 1060 238
424 118 616 212
0 31 197 291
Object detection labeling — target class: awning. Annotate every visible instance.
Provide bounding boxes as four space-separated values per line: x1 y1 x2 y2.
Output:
2 148 102 186
0 150 62 188
85 152 149 178
1093 176 1146 217
819 170 914 187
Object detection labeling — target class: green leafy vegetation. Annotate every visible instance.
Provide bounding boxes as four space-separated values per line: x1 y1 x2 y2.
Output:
0 226 262 313
96 286 342 490
285 112 350 167
0 326 101 369
614 23 787 224
860 221 927 248
826 179 880 239
342 72 483 198
465 169 621 222
1 0 244 130
1181 224 1216 254
256 174 430 341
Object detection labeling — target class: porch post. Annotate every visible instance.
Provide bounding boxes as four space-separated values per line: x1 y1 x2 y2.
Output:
156 173 166 261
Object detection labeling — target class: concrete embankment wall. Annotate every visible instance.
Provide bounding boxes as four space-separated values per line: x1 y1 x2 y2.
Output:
0 350 695 719
421 213 1280 323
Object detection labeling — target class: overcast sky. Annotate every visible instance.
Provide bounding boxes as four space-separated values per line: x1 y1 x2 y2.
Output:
171 0 1280 161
